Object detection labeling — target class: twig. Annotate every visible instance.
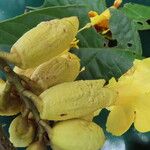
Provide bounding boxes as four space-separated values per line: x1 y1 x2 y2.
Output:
22 108 30 118
0 59 48 124
0 58 51 148
19 75 43 95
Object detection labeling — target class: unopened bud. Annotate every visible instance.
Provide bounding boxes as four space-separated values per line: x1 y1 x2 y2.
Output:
31 52 80 90
36 80 117 121
49 119 105 150
0 17 79 69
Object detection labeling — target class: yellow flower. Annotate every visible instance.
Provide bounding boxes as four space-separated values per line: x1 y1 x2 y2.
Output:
106 58 150 136
88 0 122 32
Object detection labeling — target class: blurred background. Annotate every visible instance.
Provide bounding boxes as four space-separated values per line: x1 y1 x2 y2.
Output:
0 0 150 21
0 0 149 57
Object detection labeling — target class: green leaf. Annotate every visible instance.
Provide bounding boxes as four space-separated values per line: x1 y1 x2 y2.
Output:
40 0 107 13
109 9 142 55
121 3 150 30
26 0 44 7
77 28 106 48
72 48 140 81
0 5 105 48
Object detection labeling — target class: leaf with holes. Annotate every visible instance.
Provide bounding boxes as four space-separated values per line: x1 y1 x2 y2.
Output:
71 48 141 81
109 9 142 55
0 5 105 49
121 3 150 30
35 0 107 13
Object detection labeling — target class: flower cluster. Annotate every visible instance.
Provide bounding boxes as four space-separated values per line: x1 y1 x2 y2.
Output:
0 16 115 150
0 0 149 150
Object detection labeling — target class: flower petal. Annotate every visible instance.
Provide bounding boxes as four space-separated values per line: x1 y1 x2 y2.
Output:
106 106 134 136
119 58 150 94
132 59 150 93
134 93 150 132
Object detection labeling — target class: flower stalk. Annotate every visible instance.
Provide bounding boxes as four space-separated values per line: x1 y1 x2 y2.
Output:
0 58 52 148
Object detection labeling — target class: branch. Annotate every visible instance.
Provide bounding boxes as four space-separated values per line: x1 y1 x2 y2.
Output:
0 58 48 124
0 58 51 148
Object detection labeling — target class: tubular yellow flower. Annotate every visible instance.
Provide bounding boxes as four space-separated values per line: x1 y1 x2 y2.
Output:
89 0 122 31
106 58 150 136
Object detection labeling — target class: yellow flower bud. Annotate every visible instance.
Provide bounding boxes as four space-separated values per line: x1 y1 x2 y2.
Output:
9 115 36 147
49 119 105 150
36 80 117 121
0 17 79 69
31 52 80 90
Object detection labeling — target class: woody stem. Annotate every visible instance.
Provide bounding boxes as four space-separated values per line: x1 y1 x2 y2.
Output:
0 58 51 136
